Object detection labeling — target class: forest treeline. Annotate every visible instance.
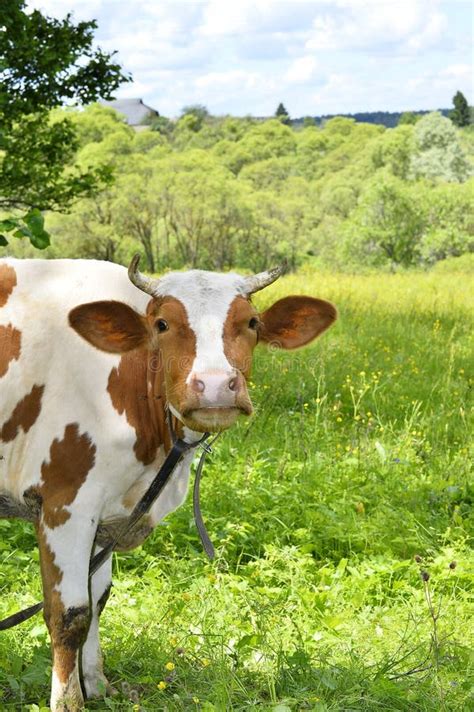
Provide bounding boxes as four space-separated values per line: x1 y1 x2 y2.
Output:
291 108 451 129
7 105 474 272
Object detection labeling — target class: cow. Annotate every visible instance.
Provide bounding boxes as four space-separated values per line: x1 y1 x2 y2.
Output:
0 256 336 711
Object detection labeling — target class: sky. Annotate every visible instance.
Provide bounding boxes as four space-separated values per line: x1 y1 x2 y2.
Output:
28 0 473 118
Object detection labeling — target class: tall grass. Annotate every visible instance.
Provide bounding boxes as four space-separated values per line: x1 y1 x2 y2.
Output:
0 270 472 711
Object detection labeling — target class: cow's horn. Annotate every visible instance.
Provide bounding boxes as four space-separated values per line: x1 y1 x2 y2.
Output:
128 254 157 295
243 262 286 294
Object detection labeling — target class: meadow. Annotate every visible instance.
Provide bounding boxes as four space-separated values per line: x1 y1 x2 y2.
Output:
0 266 472 711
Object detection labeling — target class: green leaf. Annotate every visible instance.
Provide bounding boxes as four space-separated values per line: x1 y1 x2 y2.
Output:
236 633 261 651
24 208 45 232
0 235 8 246
0 219 18 232
13 227 32 239
29 229 51 250
14 210 51 249
24 210 50 249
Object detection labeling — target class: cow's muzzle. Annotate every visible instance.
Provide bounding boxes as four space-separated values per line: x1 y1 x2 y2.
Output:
179 370 253 431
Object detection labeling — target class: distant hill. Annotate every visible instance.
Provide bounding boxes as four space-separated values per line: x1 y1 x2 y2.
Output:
292 109 450 129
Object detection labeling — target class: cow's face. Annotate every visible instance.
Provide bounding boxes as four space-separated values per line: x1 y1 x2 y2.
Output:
69 262 336 433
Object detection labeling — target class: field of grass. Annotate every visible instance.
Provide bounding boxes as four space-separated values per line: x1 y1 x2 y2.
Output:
0 269 472 711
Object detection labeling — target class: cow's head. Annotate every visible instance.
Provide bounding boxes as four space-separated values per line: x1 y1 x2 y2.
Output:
69 257 336 433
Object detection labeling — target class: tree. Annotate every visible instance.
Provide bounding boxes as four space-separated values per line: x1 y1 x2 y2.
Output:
410 112 472 183
275 102 290 126
419 179 474 263
450 91 470 127
295 126 329 179
398 111 419 125
341 175 425 266
155 151 249 270
0 0 129 248
179 104 210 131
149 115 174 136
371 125 414 179
220 119 296 175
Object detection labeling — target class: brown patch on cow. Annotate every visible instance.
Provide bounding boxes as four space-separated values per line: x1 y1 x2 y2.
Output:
145 296 197 412
40 423 96 529
0 264 17 307
107 349 168 465
0 324 21 378
223 296 259 379
37 522 65 665
37 523 64 650
107 296 193 464
259 296 337 349
37 523 89 687
37 521 63 603
0 384 45 442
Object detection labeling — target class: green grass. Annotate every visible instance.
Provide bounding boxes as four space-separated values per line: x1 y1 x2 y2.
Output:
1 269 473 711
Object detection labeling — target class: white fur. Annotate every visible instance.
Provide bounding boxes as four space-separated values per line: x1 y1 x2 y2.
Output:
156 270 247 379
82 550 113 698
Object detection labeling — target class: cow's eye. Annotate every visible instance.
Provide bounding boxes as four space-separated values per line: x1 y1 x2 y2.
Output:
156 319 169 333
248 317 259 330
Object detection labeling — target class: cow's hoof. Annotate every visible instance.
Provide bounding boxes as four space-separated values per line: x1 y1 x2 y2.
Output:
84 672 118 699
51 682 84 711
51 696 84 712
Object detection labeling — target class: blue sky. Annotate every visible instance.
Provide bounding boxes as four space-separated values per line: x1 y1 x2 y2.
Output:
29 0 473 117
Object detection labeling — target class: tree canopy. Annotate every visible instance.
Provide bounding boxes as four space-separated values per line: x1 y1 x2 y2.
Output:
0 0 129 248
450 90 471 128
275 102 290 125
5 105 472 271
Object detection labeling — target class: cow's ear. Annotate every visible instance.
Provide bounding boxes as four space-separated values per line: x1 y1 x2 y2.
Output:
259 296 337 349
69 300 149 354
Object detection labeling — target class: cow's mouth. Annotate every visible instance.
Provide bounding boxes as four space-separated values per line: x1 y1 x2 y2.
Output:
182 405 252 432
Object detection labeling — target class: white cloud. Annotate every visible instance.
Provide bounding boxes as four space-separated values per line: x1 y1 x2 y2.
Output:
406 11 446 51
197 0 316 37
195 70 260 90
198 0 257 36
24 1 472 116
27 0 103 21
284 56 318 83
441 63 472 80
306 0 445 53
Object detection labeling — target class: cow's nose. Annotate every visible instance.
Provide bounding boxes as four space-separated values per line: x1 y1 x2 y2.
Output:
192 378 206 394
190 371 242 403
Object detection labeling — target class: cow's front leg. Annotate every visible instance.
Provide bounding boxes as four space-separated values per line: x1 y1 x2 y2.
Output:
37 513 97 712
81 548 116 699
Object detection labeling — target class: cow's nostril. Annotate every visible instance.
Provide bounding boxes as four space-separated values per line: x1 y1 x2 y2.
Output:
228 377 238 392
193 379 205 393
